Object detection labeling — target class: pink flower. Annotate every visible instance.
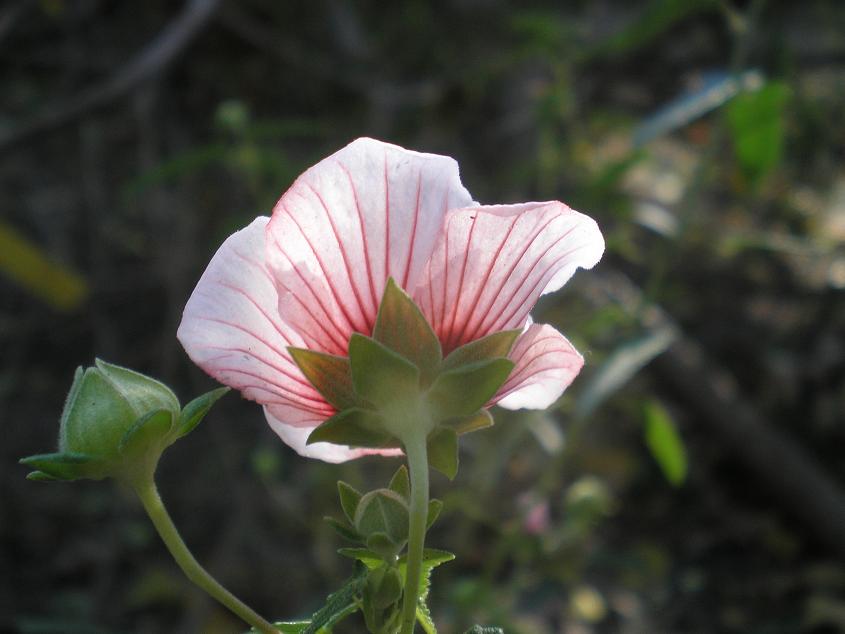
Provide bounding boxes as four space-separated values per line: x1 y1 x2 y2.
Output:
177 138 603 463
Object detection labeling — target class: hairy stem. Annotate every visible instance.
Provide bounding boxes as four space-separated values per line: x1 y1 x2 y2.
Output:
133 476 277 634
399 430 430 634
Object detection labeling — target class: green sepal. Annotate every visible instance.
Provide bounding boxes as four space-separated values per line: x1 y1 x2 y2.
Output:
337 481 362 524
354 489 409 546
288 348 357 410
426 499 443 530
388 464 411 501
323 516 361 542
367 565 404 609
373 278 442 383
93 359 180 418
118 409 173 459
448 409 494 435
177 387 229 438
427 426 459 480
348 334 420 412
307 408 396 449
442 329 520 370
19 451 107 481
365 532 398 560
337 548 383 569
426 358 514 421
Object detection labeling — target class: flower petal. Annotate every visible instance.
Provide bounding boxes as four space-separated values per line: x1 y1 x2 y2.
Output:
177 217 330 416
414 202 603 353
263 407 403 463
494 323 584 410
265 137 474 355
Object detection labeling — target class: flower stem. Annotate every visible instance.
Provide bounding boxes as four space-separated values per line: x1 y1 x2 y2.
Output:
132 476 277 634
400 429 430 634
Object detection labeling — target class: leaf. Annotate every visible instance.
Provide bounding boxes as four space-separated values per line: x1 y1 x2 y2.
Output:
0 220 89 312
337 548 383 569
269 622 311 634
307 408 396 449
426 499 443 530
288 348 357 410
348 334 421 412
416 600 437 634
177 387 230 438
426 359 514 421
303 564 368 634
373 277 442 382
388 464 411 501
727 81 790 183
643 400 687 487
324 516 361 543
463 627 504 634
427 427 459 480
442 330 520 370
19 451 106 481
575 326 677 419
448 409 494 436
337 481 362 523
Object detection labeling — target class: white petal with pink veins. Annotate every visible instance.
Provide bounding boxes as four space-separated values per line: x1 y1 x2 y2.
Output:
414 202 604 354
264 407 403 463
265 138 474 355
494 324 585 410
177 217 327 414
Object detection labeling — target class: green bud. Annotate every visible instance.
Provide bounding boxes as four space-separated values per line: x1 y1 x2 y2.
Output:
354 489 410 556
21 360 228 483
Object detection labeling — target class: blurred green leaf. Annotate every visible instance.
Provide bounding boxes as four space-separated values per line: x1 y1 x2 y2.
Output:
643 400 687 487
727 82 791 183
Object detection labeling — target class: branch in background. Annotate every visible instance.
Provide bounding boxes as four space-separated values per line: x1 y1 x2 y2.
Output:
0 0 221 153
587 270 845 560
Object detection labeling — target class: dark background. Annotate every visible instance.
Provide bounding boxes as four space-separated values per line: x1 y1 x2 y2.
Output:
2 1 844 632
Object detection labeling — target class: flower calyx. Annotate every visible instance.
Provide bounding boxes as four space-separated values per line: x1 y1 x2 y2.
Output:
20 359 228 484
295 278 518 474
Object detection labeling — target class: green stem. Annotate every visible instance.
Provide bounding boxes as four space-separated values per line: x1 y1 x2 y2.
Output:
399 430 430 634
132 476 277 634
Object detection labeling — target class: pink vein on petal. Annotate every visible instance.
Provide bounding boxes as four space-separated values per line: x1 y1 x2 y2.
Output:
444 214 477 351
402 172 422 290
338 161 379 314
283 202 363 335
301 181 370 332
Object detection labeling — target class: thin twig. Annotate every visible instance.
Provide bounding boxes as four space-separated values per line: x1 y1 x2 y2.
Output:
0 0 221 153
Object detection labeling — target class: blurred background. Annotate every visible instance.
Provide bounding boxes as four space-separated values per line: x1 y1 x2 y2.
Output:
2 0 844 632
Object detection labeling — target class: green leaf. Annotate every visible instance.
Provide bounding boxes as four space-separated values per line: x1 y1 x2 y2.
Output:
426 499 443 530
427 427 459 480
348 334 420 412
354 489 409 545
463 627 504 634
388 464 410 501
417 600 437 634
448 409 494 435
323 516 361 542
19 451 106 481
303 564 368 634
288 348 357 410
337 481 362 524
373 278 442 383
426 359 514 421
177 387 229 438
643 400 687 487
118 409 173 458
307 408 396 449
419 548 455 568
727 81 790 184
337 548 384 569
442 330 520 370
